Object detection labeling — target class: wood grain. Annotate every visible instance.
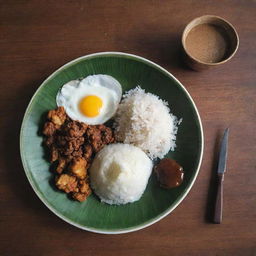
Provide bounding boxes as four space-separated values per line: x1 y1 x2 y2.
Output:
0 0 255 255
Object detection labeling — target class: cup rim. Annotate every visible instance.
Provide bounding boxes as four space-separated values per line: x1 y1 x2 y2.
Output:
182 15 239 66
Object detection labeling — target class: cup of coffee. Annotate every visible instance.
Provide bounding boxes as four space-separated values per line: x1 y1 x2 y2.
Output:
182 15 239 71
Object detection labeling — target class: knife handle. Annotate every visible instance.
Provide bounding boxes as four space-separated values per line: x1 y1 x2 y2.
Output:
214 173 224 224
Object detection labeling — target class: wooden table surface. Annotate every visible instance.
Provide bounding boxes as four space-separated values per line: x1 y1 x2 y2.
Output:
0 1 255 255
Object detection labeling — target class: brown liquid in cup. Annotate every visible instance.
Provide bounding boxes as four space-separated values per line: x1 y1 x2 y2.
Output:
185 24 230 63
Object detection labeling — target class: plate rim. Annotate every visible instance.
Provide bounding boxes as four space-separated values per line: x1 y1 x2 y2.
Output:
20 51 204 234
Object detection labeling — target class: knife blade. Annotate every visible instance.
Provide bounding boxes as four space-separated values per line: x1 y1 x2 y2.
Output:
217 128 229 174
213 128 229 224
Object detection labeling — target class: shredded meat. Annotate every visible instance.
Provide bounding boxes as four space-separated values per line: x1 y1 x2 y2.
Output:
72 180 92 202
55 158 66 174
42 106 115 202
83 144 93 160
101 127 115 144
64 121 88 137
71 148 83 158
86 125 115 153
50 146 59 162
43 122 58 136
44 136 55 147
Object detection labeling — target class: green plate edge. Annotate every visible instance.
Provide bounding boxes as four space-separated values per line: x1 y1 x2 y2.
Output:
20 52 204 234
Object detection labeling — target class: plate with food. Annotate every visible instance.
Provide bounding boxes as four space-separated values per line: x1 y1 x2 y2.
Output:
20 52 203 234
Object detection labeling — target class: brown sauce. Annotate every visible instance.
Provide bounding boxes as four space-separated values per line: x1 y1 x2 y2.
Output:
155 158 184 188
185 24 229 63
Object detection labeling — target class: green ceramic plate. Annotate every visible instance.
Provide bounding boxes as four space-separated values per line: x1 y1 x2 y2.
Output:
20 52 203 234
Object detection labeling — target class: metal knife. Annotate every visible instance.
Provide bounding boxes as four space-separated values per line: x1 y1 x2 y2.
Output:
214 128 229 224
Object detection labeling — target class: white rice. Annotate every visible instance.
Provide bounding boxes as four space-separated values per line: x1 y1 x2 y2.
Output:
90 143 153 205
114 86 180 159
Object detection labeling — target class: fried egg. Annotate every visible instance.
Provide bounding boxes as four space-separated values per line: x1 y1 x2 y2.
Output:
56 75 122 124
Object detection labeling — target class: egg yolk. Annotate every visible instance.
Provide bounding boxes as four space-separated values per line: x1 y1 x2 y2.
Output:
79 95 103 117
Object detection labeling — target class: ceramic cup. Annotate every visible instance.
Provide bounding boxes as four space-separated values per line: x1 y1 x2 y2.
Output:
182 15 239 71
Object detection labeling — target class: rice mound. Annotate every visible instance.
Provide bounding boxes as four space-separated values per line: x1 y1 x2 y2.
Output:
90 143 152 205
114 87 180 159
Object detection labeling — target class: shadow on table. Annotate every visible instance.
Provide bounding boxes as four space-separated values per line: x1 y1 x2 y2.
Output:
204 131 223 223
128 32 192 71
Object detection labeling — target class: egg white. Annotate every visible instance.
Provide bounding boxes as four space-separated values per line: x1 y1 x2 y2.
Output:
56 75 122 125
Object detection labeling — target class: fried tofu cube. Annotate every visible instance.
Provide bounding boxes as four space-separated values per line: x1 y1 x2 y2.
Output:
47 106 66 126
55 174 78 193
69 157 88 179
